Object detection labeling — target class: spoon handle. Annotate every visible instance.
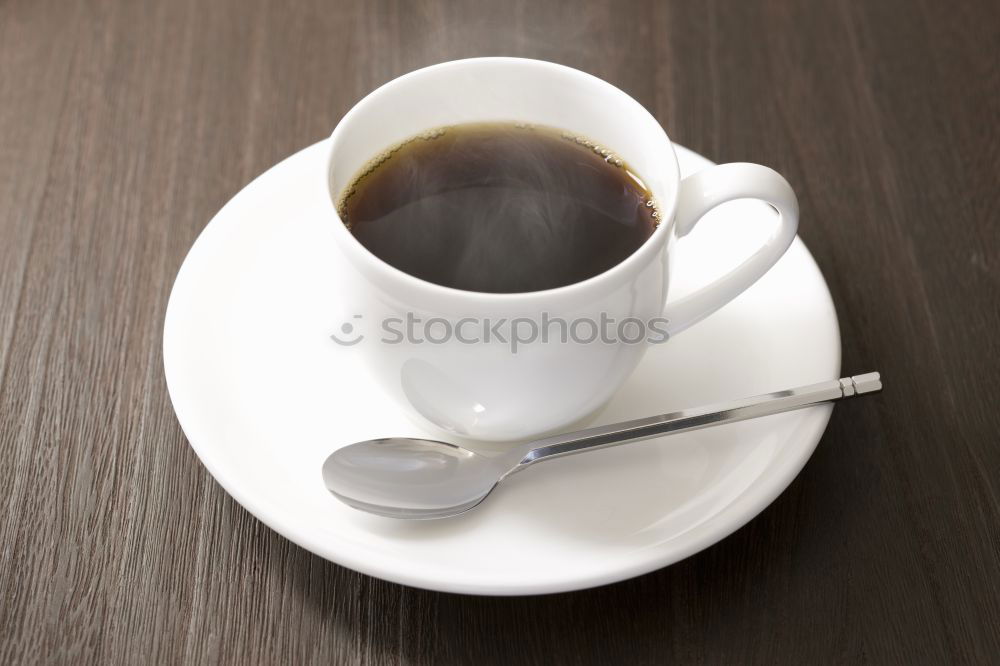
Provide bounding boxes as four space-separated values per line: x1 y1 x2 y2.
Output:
514 373 882 469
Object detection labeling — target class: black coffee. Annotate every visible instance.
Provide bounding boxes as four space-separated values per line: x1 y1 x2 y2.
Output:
338 122 659 293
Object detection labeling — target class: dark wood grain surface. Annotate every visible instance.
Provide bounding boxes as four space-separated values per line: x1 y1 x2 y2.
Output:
2 0 998 663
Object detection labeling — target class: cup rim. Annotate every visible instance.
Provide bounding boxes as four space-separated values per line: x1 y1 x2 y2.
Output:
324 56 679 304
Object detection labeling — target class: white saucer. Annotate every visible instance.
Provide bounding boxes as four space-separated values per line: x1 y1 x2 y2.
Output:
164 140 840 595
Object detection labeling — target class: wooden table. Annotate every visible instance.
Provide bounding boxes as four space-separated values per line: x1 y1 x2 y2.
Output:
2 0 998 663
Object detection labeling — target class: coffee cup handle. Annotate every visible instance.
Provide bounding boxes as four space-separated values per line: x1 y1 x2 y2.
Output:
662 163 799 337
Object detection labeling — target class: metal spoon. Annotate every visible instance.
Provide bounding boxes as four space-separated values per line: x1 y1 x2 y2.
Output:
323 372 882 519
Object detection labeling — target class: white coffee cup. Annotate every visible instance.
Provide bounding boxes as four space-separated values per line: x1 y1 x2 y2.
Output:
323 57 798 442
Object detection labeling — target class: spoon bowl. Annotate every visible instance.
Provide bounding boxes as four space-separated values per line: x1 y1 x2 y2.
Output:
322 437 513 519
